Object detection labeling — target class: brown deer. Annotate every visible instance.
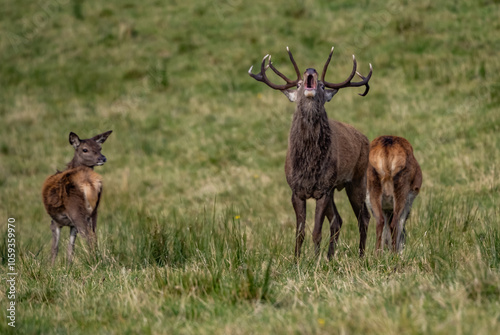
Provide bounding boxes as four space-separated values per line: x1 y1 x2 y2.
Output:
249 47 373 259
366 135 422 252
42 130 112 264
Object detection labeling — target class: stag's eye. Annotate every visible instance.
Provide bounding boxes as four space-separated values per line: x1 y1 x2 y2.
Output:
82 148 88 153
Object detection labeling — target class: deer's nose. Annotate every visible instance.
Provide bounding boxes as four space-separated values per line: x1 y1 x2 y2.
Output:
304 68 317 76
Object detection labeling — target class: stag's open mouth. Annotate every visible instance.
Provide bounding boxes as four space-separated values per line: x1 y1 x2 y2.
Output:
305 74 317 90
304 72 317 98
303 68 318 98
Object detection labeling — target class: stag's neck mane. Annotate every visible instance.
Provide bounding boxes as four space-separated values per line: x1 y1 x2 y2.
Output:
289 103 332 171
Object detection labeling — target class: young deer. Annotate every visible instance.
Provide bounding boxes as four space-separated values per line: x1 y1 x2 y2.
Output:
366 136 422 252
42 130 112 264
249 47 373 259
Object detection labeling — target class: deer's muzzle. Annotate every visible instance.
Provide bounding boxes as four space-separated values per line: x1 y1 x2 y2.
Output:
96 155 107 166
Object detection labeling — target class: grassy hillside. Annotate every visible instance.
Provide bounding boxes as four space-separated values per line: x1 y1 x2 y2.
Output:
1 0 499 334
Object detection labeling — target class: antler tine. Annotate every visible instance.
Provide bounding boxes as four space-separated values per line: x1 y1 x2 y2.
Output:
322 52 372 96
353 63 373 96
321 46 335 82
323 54 357 89
286 46 301 81
269 56 296 84
248 49 300 90
268 47 302 85
247 54 269 79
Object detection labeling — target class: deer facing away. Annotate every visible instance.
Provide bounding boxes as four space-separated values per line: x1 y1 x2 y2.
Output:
249 47 373 259
42 130 112 264
366 135 422 252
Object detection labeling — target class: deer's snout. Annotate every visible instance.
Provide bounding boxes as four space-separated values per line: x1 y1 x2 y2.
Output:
97 155 107 166
303 68 318 98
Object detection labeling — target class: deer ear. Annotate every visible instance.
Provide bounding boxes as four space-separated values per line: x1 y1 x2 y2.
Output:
69 132 81 149
325 89 338 102
282 89 297 102
92 130 113 144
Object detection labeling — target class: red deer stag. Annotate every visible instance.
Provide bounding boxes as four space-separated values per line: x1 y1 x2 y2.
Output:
249 47 372 259
42 130 112 264
366 135 422 252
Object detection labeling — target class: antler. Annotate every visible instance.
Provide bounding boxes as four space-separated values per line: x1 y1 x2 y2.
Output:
248 47 301 90
321 47 373 96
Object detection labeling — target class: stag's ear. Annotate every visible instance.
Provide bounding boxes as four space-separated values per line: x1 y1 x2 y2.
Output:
69 132 81 149
325 89 338 102
92 130 113 144
282 89 297 102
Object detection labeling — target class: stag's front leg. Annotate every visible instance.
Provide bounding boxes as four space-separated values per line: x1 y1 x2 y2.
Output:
326 197 343 260
292 193 306 259
312 195 331 257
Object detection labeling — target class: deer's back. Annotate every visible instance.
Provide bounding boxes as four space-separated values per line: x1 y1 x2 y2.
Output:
330 120 370 182
42 166 102 219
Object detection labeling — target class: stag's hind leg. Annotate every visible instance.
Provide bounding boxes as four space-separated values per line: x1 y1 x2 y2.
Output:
346 179 371 257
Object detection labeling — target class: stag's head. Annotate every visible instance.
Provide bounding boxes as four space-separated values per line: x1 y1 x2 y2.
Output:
248 47 372 105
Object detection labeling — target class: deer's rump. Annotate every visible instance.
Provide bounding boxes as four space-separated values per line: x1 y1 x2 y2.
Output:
42 167 102 217
368 136 416 199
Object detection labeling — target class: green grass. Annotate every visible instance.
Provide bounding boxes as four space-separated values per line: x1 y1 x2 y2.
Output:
1 0 499 333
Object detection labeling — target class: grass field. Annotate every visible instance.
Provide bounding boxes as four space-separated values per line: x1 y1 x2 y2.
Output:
1 0 499 333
